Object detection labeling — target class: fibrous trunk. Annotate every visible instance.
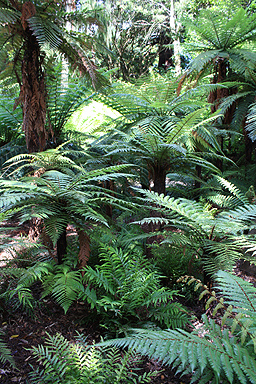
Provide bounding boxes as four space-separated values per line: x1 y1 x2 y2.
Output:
20 2 48 153
77 229 90 274
153 166 166 195
57 228 67 264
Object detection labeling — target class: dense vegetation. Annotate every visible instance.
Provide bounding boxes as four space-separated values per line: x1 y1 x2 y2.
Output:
1 0 256 383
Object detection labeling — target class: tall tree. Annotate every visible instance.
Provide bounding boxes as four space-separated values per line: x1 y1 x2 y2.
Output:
179 7 256 167
97 76 220 195
0 0 106 153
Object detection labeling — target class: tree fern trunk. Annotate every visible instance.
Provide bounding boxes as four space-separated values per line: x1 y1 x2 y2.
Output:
153 167 166 195
195 164 201 190
20 2 48 153
243 124 254 163
57 228 67 264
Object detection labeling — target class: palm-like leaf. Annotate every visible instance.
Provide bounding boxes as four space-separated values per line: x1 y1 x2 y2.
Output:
134 183 256 274
186 8 256 77
0 151 134 253
95 78 222 195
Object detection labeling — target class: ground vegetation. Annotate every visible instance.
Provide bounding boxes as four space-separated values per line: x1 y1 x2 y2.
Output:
1 2 256 384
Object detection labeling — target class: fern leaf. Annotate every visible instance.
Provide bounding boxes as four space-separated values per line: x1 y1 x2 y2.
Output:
43 266 84 313
0 330 15 368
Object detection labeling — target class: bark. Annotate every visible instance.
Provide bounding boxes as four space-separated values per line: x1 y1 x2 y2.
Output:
141 166 167 258
77 229 90 274
152 166 166 195
243 124 254 163
28 217 43 241
19 2 48 153
57 228 67 264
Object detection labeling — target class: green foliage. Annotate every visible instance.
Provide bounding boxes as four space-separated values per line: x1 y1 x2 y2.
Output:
0 257 52 314
82 0 168 79
82 245 188 332
134 183 256 275
104 271 256 384
151 243 202 282
1 257 88 314
46 69 96 145
0 97 23 146
185 7 256 78
42 264 85 314
0 330 15 368
95 76 221 195
28 332 157 384
0 149 134 251
0 240 90 314
0 0 107 89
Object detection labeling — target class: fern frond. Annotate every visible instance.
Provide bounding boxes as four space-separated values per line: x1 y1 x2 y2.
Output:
215 176 249 205
104 325 256 384
42 266 84 313
0 7 20 23
29 332 156 383
215 271 256 317
83 266 116 295
83 245 188 329
0 330 15 368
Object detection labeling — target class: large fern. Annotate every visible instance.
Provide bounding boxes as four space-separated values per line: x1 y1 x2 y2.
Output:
0 330 15 368
42 264 85 313
0 149 135 263
94 75 222 195
82 245 188 331
104 271 256 384
133 184 256 275
28 332 157 384
184 7 256 80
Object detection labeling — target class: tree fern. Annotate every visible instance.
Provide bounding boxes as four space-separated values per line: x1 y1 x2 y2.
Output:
103 271 256 384
185 7 256 79
133 186 256 275
0 150 135 263
95 76 222 195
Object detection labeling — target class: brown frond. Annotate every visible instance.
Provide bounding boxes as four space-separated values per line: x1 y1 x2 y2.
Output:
176 72 187 96
21 1 36 30
77 230 90 274
20 30 47 152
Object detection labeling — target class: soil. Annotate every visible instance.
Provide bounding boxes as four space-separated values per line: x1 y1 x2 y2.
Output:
0 296 193 384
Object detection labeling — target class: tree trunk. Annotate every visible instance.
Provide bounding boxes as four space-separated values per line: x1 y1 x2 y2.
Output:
57 228 67 264
20 2 48 153
77 230 90 274
243 125 254 163
153 167 166 195
142 166 166 258
170 0 181 76
195 164 202 190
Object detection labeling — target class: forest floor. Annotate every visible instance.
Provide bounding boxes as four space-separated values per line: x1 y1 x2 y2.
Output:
0 223 255 384
0 295 194 384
